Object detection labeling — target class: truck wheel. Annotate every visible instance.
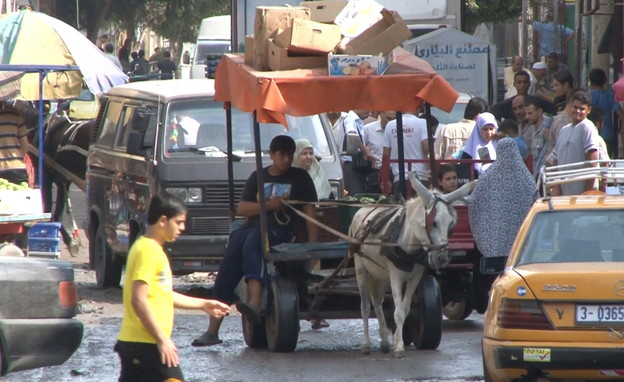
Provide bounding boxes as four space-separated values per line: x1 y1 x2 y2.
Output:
93 225 122 288
412 274 442 350
442 298 473 320
265 278 299 352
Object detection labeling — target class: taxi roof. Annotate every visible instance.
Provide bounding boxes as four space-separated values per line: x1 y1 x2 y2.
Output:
105 79 215 102
533 194 624 211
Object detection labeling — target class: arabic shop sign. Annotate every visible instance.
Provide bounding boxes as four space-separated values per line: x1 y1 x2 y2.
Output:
414 43 489 100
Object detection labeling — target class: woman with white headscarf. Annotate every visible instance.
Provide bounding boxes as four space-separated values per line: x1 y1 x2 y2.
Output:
293 139 333 200
451 112 499 174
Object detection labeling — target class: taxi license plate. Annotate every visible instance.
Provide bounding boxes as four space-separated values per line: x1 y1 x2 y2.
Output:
576 305 624 323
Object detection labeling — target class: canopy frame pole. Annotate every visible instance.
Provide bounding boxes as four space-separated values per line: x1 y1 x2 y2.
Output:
37 69 45 190
252 111 269 256
424 103 437 189
226 102 235 221
396 111 405 198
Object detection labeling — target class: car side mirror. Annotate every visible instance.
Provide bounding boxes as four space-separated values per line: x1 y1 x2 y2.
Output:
132 108 151 132
480 256 507 275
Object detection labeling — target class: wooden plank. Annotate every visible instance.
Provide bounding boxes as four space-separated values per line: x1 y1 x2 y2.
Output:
28 143 86 192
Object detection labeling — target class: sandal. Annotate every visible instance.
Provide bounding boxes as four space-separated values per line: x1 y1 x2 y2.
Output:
311 319 330 329
236 302 261 325
191 331 223 347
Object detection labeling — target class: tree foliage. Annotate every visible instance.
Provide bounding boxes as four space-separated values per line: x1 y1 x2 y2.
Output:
55 0 229 53
465 0 523 25
147 0 230 44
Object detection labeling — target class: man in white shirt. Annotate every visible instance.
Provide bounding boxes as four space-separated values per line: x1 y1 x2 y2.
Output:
504 56 536 99
382 112 429 196
550 91 601 196
332 110 374 195
363 111 395 193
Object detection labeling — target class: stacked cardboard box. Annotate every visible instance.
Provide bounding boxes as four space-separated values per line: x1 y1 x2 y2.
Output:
246 0 411 75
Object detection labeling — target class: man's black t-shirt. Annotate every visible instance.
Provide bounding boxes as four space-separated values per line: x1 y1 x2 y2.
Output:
241 166 317 232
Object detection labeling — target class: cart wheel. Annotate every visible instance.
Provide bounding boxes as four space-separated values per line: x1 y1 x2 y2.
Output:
93 224 121 288
411 274 442 350
265 278 299 352
242 315 268 349
239 281 267 349
442 298 473 320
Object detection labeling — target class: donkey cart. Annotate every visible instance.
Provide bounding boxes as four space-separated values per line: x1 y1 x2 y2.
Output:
214 53 460 353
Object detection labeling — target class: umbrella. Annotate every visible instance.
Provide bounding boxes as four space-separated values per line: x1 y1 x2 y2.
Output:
0 9 127 100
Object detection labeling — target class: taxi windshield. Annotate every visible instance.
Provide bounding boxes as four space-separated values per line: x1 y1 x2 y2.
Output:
162 99 332 160
516 210 624 265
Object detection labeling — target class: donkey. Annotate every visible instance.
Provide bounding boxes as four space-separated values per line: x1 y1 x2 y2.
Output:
348 172 475 358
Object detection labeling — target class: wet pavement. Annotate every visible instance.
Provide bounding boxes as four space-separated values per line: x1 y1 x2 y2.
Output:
0 186 488 382
2 308 486 382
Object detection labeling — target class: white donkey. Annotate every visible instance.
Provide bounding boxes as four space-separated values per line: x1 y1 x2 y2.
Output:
349 173 475 358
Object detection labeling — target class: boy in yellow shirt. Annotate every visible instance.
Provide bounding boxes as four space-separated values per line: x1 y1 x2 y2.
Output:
115 192 230 382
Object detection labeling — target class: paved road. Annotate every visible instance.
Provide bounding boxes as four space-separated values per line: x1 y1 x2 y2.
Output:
2 186 488 382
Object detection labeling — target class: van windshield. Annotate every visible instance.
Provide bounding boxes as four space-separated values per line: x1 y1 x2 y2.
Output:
194 42 231 64
162 99 333 159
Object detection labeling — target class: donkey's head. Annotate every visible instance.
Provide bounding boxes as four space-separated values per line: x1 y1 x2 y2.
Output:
405 172 476 269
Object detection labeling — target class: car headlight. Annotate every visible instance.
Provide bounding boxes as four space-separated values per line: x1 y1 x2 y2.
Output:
187 187 202 203
165 187 203 203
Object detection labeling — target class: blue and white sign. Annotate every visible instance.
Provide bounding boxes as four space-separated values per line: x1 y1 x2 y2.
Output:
517 286 527 297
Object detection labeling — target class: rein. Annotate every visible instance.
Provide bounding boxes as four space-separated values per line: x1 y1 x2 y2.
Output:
282 199 448 251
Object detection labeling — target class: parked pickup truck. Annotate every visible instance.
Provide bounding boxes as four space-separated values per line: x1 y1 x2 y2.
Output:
0 256 83 375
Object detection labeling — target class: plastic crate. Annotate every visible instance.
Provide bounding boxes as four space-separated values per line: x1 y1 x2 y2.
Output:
28 237 61 253
28 222 62 238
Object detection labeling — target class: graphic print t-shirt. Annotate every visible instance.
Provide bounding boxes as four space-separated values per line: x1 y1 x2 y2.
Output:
241 166 317 231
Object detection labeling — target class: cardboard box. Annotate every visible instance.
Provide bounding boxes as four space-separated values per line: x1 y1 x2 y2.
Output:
268 38 327 71
253 6 311 70
0 189 43 216
275 19 341 55
299 0 347 23
333 0 383 38
244 35 255 66
327 52 393 76
339 9 411 56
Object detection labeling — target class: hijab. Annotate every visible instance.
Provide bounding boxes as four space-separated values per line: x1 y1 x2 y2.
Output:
468 137 536 258
293 139 332 199
463 112 498 173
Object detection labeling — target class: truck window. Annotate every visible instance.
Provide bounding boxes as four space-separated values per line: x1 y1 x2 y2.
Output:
114 106 135 149
97 101 123 147
161 99 333 160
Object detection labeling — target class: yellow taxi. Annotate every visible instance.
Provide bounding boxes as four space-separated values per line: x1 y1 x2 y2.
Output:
482 191 624 381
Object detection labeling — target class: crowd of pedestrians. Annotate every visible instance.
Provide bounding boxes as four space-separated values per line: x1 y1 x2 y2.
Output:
98 34 177 79
325 51 622 198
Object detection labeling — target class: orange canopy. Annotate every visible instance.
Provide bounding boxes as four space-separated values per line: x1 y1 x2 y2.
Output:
214 51 458 127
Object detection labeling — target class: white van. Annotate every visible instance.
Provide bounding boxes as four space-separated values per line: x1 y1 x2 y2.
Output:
190 15 231 79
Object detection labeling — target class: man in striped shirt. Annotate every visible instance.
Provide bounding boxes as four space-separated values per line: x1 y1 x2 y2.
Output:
0 105 29 184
